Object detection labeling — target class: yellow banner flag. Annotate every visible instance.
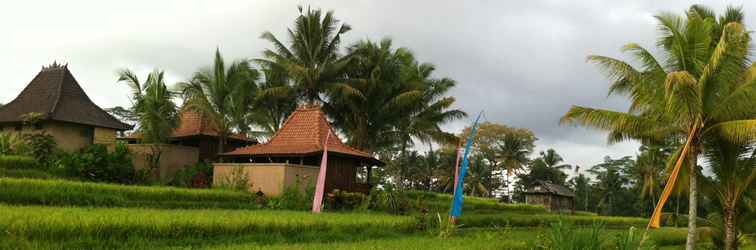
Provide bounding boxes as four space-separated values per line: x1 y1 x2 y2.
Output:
647 123 698 229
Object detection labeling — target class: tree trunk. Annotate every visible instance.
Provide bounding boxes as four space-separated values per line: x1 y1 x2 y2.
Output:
686 153 698 250
724 204 737 250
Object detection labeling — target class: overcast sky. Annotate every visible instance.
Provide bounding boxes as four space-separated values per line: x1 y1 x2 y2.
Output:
0 1 750 171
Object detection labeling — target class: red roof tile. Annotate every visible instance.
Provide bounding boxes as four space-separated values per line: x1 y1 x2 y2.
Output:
223 105 381 164
125 111 252 142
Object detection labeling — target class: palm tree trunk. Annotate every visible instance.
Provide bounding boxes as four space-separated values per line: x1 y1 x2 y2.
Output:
724 203 737 250
686 152 698 250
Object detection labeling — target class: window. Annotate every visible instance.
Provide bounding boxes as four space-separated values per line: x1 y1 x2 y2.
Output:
80 127 94 144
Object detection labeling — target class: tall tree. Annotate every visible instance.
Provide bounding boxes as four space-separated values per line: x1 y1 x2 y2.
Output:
251 63 298 139
497 127 537 200
589 156 634 215
180 49 259 154
258 5 352 104
327 39 421 153
561 6 755 248
117 69 178 144
702 138 756 249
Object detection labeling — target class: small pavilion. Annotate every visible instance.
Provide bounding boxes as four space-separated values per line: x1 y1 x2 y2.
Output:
121 111 256 161
215 105 383 195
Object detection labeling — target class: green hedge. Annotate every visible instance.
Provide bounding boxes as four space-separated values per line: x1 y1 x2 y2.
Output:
0 178 259 209
0 155 38 170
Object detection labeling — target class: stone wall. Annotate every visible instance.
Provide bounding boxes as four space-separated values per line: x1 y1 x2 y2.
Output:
127 144 199 182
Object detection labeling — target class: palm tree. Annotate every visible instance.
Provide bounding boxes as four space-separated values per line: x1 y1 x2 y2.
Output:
258 5 352 104
394 52 466 158
117 69 179 172
497 128 536 200
561 6 755 249
702 138 756 249
251 63 298 139
326 39 420 153
179 49 259 154
628 144 667 215
117 69 179 144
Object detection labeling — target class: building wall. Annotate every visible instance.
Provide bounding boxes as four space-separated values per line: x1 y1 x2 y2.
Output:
128 144 199 181
93 127 116 147
213 163 320 196
0 121 104 151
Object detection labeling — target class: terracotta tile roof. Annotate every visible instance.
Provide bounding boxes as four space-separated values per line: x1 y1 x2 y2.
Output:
223 105 382 165
0 65 131 130
124 111 253 142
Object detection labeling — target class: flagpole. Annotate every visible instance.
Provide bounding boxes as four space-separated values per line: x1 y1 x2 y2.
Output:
311 131 331 213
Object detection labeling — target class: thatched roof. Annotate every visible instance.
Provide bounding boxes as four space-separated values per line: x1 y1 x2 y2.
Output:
0 64 131 130
525 180 576 197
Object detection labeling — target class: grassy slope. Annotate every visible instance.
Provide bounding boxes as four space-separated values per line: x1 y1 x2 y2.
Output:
0 177 257 209
0 177 739 249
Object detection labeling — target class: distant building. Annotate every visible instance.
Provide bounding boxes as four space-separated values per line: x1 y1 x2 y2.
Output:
524 180 575 212
120 111 256 161
0 64 131 151
215 105 383 196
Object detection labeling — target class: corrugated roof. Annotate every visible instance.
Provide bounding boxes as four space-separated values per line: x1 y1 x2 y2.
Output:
0 65 131 130
525 180 576 197
223 105 382 165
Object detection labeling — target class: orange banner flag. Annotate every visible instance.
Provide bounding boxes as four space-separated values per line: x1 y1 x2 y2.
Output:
648 122 698 229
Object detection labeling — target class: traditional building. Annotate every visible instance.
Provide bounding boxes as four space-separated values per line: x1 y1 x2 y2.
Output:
121 111 256 161
214 105 383 196
0 64 131 151
524 180 576 212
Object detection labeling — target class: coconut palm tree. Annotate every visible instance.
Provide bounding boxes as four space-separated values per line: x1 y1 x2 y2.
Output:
258 5 352 104
561 6 756 249
117 69 179 144
628 144 668 215
702 138 756 250
117 69 179 172
251 63 297 139
326 39 420 153
179 49 259 154
498 128 536 200
394 53 466 157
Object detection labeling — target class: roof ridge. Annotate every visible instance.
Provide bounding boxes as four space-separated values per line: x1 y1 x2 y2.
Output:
48 69 66 116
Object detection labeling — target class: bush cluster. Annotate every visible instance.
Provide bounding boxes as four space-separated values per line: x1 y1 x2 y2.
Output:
53 143 143 184
0 155 38 170
170 162 213 188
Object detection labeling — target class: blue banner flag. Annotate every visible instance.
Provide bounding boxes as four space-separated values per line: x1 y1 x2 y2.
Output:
450 111 482 217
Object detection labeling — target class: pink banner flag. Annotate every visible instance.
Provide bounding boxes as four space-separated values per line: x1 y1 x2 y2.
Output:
312 131 331 213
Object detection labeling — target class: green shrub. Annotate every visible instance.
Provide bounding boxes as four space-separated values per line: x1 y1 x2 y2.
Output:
277 177 315 210
0 155 38 170
368 189 411 215
0 177 258 209
22 132 56 167
170 162 213 188
326 189 368 211
53 143 140 184
0 133 29 155
535 220 605 250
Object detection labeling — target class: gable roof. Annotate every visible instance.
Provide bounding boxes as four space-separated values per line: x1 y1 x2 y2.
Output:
123 111 253 142
0 65 131 130
223 105 382 165
525 180 576 197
